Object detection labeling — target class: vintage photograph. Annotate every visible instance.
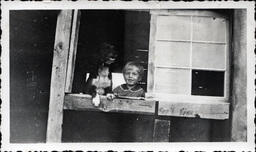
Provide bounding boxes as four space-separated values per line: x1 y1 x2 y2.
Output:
1 1 255 151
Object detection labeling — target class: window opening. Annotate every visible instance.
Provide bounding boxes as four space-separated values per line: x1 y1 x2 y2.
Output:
72 10 150 94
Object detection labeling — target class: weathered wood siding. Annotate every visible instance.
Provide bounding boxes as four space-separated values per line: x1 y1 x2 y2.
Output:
10 10 58 143
231 9 247 142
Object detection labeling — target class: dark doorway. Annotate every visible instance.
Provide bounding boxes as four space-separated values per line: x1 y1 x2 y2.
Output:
72 10 125 93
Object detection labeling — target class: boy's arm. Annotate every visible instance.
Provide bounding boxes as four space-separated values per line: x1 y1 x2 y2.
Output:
106 86 119 100
112 86 120 96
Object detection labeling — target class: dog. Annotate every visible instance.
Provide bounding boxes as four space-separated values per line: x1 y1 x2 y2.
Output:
82 43 117 105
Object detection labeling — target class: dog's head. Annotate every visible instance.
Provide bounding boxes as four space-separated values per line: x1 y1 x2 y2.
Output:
98 43 118 65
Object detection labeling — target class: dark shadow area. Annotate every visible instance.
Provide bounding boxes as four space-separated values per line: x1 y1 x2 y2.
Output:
10 10 58 142
72 10 125 93
62 111 154 142
192 70 224 96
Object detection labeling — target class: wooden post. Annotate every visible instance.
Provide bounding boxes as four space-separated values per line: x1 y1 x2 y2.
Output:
65 10 81 93
153 119 171 142
147 14 157 93
46 10 73 143
153 101 171 142
231 10 247 142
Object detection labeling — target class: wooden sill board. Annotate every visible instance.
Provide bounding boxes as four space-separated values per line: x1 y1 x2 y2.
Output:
64 94 156 115
158 100 229 120
64 93 229 119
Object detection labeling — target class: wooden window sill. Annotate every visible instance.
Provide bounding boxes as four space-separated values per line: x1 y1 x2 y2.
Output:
64 93 156 115
64 93 229 120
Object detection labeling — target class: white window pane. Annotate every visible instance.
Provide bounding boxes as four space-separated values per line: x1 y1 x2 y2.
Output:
112 73 126 90
156 16 191 41
192 43 226 69
154 68 190 94
193 17 226 42
155 41 190 67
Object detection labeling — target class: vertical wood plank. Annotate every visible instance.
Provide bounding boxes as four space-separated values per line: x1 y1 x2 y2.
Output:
153 119 171 142
46 10 73 143
65 10 81 93
231 10 247 142
147 13 157 93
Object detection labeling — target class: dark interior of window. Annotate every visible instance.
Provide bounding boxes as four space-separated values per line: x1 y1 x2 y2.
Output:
72 10 150 93
192 70 224 96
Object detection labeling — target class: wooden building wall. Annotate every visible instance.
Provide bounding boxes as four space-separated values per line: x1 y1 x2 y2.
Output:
231 9 247 142
10 10 57 142
9 10 246 143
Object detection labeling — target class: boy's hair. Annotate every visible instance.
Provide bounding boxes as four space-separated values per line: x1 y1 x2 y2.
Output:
122 61 144 80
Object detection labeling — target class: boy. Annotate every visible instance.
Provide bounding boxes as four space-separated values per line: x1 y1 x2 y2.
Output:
107 61 145 141
108 61 145 99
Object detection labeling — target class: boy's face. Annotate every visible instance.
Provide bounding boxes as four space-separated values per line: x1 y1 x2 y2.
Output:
124 65 141 87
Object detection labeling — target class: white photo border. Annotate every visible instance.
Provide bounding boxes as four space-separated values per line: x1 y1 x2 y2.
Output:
1 1 255 151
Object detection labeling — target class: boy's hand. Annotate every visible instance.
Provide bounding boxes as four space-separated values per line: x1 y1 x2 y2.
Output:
106 93 115 100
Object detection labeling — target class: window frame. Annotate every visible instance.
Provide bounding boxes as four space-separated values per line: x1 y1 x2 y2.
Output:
147 10 231 103
60 9 230 120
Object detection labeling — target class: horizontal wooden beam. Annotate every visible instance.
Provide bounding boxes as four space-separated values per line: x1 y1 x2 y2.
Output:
64 94 100 112
64 94 156 115
150 10 229 18
158 101 229 120
64 94 229 120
